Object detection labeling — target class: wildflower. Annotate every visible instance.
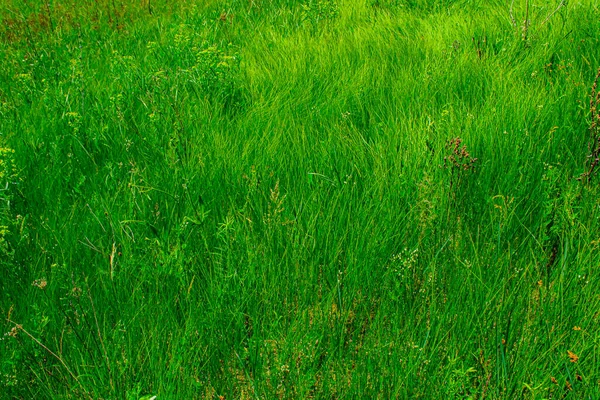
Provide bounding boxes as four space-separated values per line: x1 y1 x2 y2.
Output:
32 279 47 290
7 325 21 338
567 350 579 363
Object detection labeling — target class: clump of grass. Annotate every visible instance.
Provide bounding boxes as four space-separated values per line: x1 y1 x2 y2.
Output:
0 145 19 288
580 68 600 183
191 43 242 106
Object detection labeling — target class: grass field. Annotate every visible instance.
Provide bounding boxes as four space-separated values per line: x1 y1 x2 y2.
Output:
1 0 600 398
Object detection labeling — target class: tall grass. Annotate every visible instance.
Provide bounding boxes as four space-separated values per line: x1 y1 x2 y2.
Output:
1 0 600 398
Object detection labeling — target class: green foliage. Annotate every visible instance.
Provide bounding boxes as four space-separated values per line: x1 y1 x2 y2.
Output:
301 0 339 28
191 43 242 105
1 0 600 398
0 147 15 253
0 144 20 287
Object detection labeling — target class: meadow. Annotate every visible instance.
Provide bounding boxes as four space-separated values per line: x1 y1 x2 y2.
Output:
1 0 600 398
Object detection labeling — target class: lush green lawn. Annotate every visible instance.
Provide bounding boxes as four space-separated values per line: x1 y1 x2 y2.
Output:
1 0 600 398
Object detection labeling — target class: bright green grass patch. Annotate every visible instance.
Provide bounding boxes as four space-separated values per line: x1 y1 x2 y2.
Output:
1 0 600 398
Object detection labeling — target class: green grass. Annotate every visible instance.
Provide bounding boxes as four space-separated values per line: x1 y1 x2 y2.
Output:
1 0 600 398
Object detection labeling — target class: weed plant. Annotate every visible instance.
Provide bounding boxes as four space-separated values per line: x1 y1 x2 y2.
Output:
1 0 600 398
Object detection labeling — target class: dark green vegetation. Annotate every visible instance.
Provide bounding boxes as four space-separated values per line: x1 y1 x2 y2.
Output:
1 0 600 398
